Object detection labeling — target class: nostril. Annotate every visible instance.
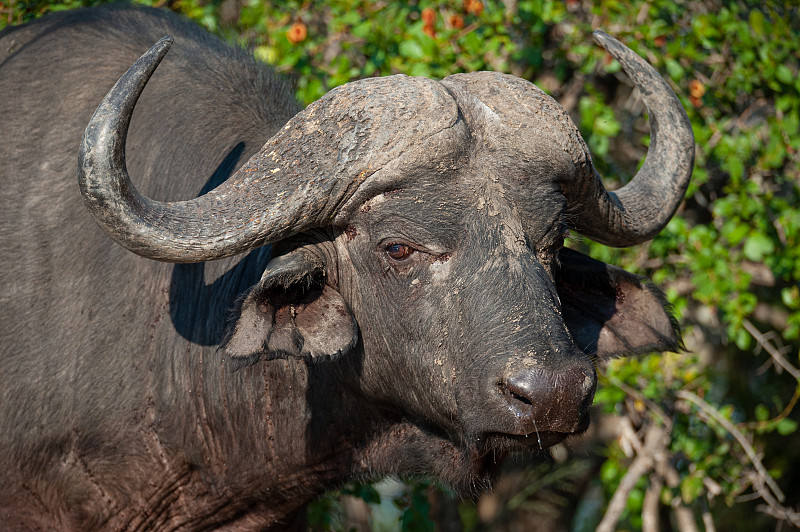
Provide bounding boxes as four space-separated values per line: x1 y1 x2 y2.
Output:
501 374 540 409
509 390 532 406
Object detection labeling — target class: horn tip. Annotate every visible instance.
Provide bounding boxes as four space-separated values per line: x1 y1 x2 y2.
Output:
153 36 174 55
591 29 618 50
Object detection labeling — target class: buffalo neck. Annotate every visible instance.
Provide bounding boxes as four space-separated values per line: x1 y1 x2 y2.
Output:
135 256 374 529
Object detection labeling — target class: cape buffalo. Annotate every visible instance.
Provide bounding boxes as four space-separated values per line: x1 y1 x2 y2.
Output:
0 4 693 530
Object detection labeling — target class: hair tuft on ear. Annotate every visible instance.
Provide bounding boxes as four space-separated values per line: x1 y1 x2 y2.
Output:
220 246 358 367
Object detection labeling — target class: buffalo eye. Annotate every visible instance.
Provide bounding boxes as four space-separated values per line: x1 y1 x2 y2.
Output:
385 243 415 261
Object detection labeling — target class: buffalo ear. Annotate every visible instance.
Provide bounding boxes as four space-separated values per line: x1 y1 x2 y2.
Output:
557 248 681 359
222 248 358 366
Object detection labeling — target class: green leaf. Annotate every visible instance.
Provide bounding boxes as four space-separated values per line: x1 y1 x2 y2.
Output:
352 21 373 39
734 327 752 350
776 64 794 85
743 232 775 261
726 156 744 182
722 221 749 246
398 40 425 60
749 10 765 36
777 418 798 436
782 286 800 309
665 58 684 80
680 474 704 503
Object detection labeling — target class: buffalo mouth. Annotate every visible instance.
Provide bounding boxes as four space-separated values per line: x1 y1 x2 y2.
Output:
481 412 590 456
363 411 591 497
465 411 592 476
492 408 593 449
484 430 572 453
432 429 587 496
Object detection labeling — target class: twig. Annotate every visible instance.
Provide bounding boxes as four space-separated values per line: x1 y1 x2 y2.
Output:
605 372 672 430
652 455 704 532
597 424 667 532
756 503 800 528
748 472 800 528
643 473 663 532
619 416 642 457
638 424 699 532
700 498 716 532
743 319 800 380
597 448 652 532
672 504 699 532
740 382 800 431
676 390 785 503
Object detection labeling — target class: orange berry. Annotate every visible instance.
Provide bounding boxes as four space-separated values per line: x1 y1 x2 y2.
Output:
449 14 464 29
287 21 307 44
421 7 436 25
464 0 483 16
689 79 706 99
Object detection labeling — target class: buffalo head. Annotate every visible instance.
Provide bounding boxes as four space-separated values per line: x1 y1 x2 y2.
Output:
77 32 692 490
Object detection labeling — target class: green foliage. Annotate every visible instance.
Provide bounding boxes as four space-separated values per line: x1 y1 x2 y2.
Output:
307 490 345 531
395 482 434 532
210 0 520 104
4 0 800 529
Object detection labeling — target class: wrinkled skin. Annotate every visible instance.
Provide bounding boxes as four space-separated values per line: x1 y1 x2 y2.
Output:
0 5 682 531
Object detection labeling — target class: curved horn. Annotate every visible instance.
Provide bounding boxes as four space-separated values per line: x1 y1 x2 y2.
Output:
564 31 695 247
78 37 337 262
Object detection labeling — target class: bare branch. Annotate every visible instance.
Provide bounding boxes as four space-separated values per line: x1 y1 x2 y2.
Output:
756 503 800 528
643 473 663 532
648 445 701 532
744 319 800 380
597 452 652 532
744 471 800 528
672 504 700 532
619 416 642 457
676 390 785 503
702 477 722 498
597 424 668 532
700 498 716 532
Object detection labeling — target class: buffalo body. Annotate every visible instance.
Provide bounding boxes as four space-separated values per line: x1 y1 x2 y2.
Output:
0 5 692 530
